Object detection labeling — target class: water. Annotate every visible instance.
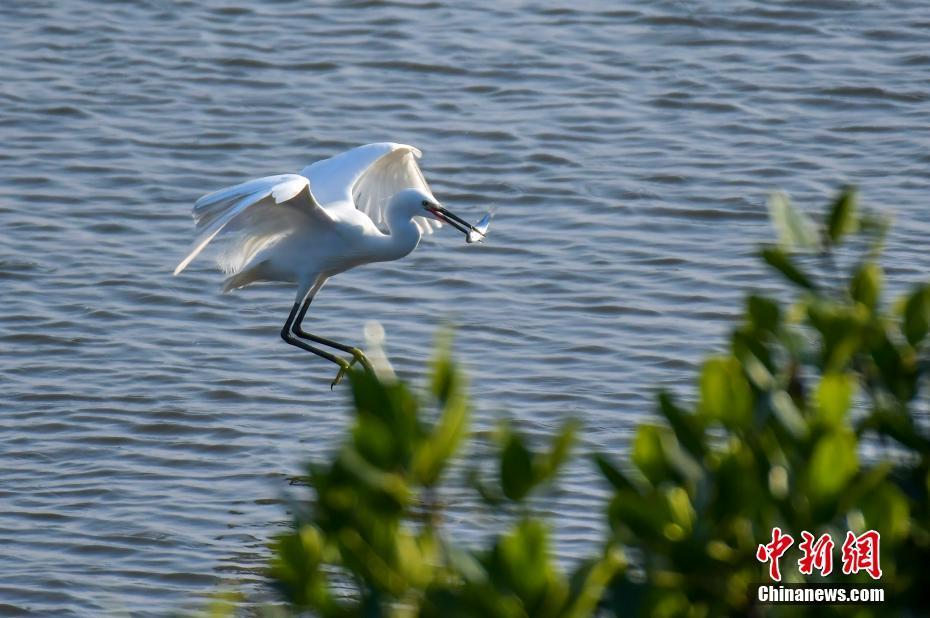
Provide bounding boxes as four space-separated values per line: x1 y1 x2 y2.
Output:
2 1 930 614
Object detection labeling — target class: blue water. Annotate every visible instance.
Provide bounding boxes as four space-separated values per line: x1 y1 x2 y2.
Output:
2 1 930 614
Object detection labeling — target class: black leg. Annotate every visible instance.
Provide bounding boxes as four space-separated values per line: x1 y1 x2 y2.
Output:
292 294 373 372
280 301 351 388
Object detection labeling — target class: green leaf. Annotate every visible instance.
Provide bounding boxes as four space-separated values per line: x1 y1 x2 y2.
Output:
860 211 891 257
489 519 560 610
826 186 859 244
268 526 332 609
860 484 910 542
859 409 930 452
747 295 781 333
632 424 673 486
593 454 640 494
414 349 470 486
807 430 858 503
500 432 535 501
443 543 488 583
806 301 867 372
413 392 469 486
770 390 808 440
339 448 411 505
563 548 625 618
870 332 919 401
850 262 882 310
467 467 505 506
816 373 855 426
698 357 753 430
430 329 457 404
767 191 819 251
714 443 762 519
657 392 706 459
607 489 670 541
732 328 775 389
903 285 930 346
664 486 695 536
536 419 579 482
350 369 422 469
760 248 816 290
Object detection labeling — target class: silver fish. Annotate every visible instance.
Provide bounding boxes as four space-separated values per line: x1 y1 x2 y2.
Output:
466 211 493 244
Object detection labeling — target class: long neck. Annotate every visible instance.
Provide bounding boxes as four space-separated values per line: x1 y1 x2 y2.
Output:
368 210 422 263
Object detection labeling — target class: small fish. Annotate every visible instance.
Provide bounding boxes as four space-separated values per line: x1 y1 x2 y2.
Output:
466 210 493 244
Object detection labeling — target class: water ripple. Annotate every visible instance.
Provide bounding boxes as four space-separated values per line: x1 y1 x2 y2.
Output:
2 0 930 615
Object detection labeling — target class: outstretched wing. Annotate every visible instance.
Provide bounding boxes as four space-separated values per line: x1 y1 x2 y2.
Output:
299 142 441 234
174 174 332 275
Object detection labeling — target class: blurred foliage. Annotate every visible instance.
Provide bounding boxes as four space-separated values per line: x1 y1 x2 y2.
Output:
263 336 618 618
251 188 930 617
598 187 929 616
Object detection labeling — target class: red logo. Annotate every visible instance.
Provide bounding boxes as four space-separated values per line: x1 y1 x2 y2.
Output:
798 531 834 576
757 528 881 581
756 527 794 582
841 530 882 580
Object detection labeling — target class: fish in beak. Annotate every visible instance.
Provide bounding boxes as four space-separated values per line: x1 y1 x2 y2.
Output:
426 203 490 242
466 211 493 244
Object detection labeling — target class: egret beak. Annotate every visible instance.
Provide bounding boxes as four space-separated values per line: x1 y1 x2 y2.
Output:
427 204 486 239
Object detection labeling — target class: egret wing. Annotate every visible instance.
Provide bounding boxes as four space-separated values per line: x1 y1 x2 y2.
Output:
174 174 332 275
298 143 400 206
300 142 441 234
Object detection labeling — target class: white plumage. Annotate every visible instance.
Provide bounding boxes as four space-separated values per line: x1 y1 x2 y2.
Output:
174 142 484 387
175 142 438 284
299 143 441 234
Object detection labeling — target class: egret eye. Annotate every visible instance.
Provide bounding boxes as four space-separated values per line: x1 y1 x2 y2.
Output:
422 200 430 207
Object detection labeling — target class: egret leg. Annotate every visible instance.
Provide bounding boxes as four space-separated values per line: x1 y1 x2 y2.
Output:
280 302 352 389
292 295 374 374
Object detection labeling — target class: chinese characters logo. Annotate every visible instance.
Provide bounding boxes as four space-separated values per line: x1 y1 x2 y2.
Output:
757 528 882 581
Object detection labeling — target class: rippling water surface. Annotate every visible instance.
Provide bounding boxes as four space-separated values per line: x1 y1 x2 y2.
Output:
2 1 930 614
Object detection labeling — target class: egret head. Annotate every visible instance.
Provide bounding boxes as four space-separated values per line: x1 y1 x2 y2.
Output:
389 188 437 219
390 188 478 238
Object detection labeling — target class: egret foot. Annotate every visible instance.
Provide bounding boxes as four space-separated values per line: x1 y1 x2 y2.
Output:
330 358 353 390
347 347 374 373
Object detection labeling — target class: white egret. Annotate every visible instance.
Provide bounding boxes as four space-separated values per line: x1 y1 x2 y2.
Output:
174 142 487 387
